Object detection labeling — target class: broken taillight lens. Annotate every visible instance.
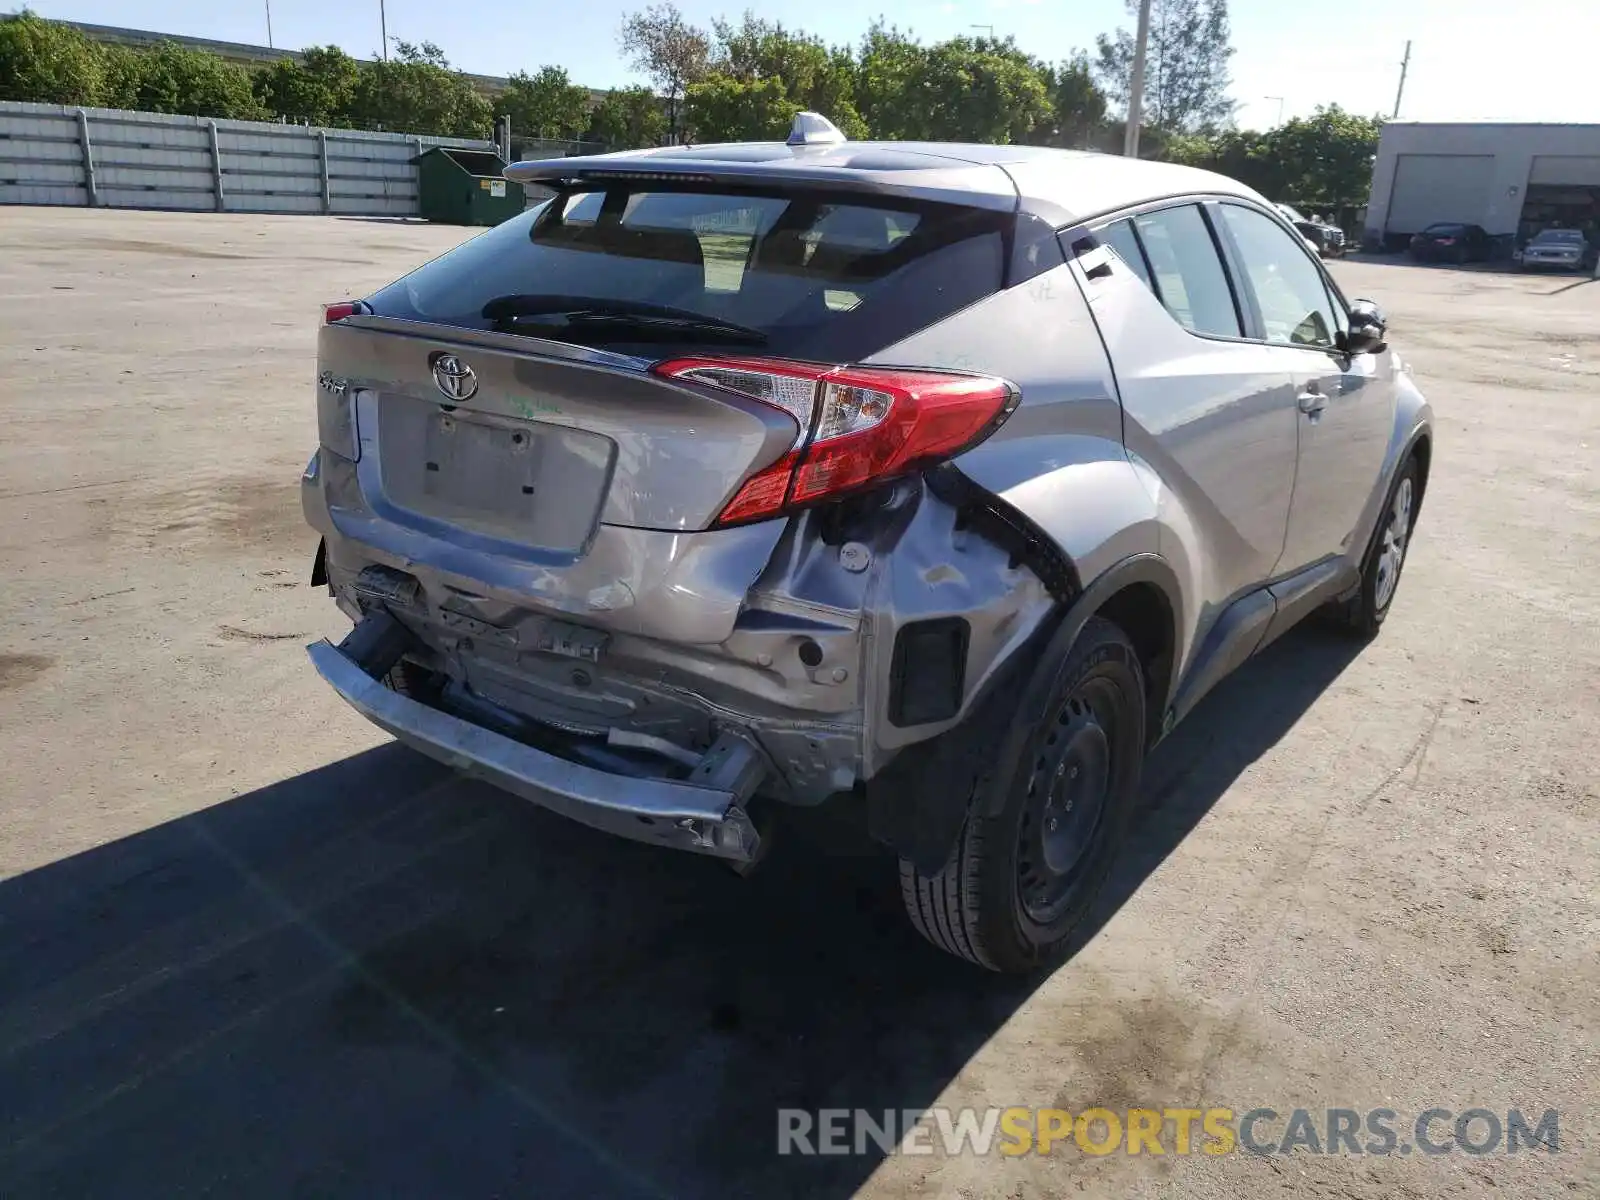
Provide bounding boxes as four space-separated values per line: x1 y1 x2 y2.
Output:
653 355 1018 526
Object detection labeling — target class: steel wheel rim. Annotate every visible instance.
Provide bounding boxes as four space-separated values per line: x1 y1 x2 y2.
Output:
1373 476 1413 611
1016 678 1118 925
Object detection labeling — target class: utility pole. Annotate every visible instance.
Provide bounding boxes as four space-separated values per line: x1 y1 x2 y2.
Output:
264 0 273 48
1123 0 1153 157
380 0 389 60
1392 40 1411 119
1264 95 1284 126
970 24 995 39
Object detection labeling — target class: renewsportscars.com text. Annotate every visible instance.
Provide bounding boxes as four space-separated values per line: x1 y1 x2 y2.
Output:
777 1106 1560 1158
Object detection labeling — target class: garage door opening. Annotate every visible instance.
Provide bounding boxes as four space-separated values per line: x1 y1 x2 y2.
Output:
1518 184 1600 246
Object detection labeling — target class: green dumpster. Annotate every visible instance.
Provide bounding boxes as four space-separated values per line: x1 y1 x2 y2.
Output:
413 147 524 226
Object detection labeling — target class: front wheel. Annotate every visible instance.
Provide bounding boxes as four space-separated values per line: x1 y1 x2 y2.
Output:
1336 455 1422 638
899 616 1147 973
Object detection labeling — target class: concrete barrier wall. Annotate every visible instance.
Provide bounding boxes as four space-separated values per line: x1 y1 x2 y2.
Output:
0 101 496 217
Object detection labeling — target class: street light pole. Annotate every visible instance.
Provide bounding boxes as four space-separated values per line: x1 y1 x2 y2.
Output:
1265 95 1284 126
1123 0 1153 157
264 0 273 48
380 0 389 60
1392 40 1411 119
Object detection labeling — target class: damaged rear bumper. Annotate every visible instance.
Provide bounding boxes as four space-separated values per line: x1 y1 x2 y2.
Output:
308 638 764 863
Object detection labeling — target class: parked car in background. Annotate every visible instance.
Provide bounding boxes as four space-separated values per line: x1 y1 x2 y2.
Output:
1408 222 1491 264
1516 228 1593 272
302 114 1432 974
1275 203 1345 258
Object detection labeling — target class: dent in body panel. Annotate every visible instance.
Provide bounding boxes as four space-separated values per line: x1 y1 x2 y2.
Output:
861 489 1055 773
863 252 1213 676
853 258 1180 767
304 450 785 646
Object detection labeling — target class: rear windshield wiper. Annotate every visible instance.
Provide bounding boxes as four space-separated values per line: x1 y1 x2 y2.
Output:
481 295 767 345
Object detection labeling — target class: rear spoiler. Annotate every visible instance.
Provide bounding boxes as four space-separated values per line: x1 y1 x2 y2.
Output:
502 153 1018 213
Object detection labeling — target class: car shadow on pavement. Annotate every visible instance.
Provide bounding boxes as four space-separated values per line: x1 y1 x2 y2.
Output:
0 625 1362 1199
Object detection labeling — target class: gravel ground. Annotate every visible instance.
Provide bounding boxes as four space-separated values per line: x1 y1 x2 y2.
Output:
0 209 1594 1198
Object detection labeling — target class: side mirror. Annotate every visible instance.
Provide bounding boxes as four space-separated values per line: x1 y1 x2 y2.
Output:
1341 299 1387 354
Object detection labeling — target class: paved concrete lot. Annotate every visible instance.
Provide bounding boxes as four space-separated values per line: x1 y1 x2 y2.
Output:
0 209 1595 1197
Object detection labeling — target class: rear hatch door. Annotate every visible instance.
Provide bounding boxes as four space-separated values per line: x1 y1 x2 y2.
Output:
322 318 795 547
326 183 1011 549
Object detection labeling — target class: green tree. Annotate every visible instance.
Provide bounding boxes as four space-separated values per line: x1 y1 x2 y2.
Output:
0 11 105 105
390 38 450 68
1039 54 1108 149
348 41 492 136
102 40 266 119
918 37 1052 143
852 22 926 140
1095 0 1235 133
684 14 865 142
684 75 794 142
1266 105 1383 206
618 3 709 138
586 84 668 149
854 27 1058 144
254 45 361 125
97 44 143 109
500 65 592 140
1149 109 1380 208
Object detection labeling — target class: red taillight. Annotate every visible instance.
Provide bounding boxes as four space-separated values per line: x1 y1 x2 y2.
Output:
323 300 360 324
654 355 1017 526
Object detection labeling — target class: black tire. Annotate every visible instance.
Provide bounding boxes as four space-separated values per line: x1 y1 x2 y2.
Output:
1336 454 1422 638
899 616 1147 974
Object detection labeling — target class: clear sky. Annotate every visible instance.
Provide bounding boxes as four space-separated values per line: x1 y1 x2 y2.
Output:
21 0 1600 127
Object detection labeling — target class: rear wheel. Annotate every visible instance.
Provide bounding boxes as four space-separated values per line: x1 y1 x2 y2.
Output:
899 617 1147 974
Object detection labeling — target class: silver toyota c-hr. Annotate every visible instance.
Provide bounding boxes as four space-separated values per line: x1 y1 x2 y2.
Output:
302 114 1431 973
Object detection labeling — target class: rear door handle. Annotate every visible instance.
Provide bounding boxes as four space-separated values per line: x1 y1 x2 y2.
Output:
1297 389 1328 416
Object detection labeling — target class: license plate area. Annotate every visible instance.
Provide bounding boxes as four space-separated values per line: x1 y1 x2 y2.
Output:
376 398 615 555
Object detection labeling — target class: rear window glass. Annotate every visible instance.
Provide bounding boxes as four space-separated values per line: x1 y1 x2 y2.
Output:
1098 218 1154 290
1424 224 1466 234
1132 204 1242 338
369 188 1007 361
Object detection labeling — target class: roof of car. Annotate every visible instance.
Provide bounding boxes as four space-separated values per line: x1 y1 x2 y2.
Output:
505 140 1268 227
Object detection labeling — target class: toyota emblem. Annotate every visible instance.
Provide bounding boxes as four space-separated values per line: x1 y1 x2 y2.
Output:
431 353 478 402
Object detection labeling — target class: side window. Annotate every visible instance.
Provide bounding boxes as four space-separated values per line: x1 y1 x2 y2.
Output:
1097 218 1154 290
1219 204 1342 349
1131 205 1242 337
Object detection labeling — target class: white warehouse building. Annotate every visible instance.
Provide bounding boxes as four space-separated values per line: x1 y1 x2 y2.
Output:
1364 122 1600 253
